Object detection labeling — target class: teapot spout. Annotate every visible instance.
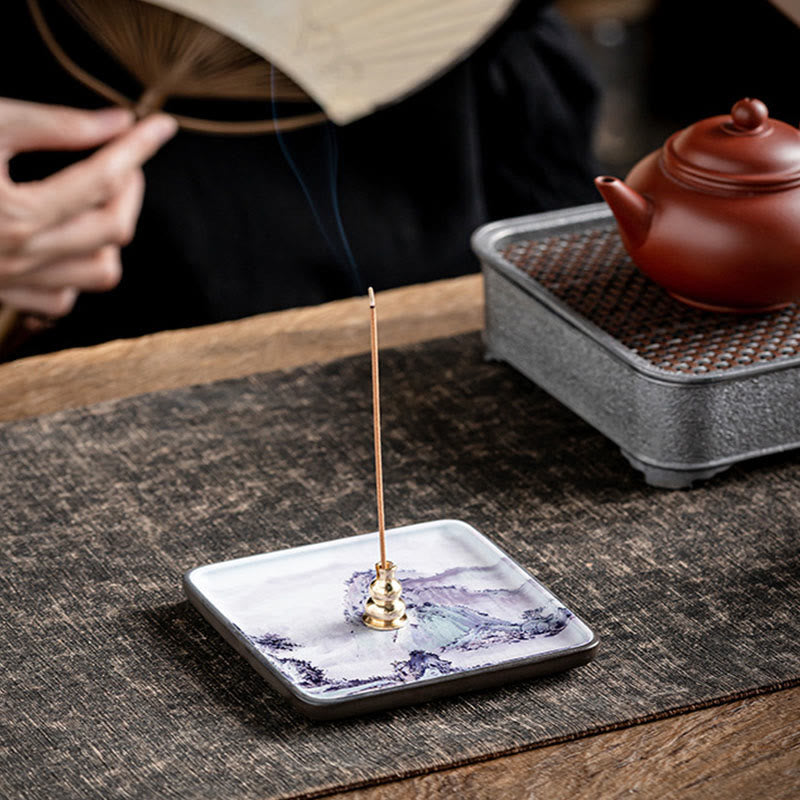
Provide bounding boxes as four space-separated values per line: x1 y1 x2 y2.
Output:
594 176 653 249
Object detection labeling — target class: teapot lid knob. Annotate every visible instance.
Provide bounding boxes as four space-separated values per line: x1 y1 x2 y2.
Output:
730 98 768 132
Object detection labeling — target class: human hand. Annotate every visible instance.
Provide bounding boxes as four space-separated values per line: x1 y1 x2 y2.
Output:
0 99 178 319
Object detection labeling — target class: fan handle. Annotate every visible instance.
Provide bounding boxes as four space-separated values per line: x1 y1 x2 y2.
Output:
27 0 327 135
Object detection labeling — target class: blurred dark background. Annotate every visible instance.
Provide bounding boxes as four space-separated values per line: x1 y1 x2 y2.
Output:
557 0 800 176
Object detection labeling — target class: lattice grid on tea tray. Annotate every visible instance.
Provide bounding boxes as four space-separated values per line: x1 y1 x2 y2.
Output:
500 227 800 374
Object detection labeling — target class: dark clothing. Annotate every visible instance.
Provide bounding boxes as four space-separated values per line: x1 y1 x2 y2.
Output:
1 0 599 355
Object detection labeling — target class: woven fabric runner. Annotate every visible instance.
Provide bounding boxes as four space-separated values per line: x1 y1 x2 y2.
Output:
2 333 798 799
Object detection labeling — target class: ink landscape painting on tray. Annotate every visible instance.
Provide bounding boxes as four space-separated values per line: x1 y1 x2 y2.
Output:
185 520 596 708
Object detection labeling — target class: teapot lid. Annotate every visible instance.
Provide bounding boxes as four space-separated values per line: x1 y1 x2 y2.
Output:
662 98 800 193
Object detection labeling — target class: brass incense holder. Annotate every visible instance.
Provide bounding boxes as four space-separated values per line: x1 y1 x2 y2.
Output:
363 561 408 630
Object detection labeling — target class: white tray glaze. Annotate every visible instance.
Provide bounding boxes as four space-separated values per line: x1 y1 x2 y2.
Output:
184 520 598 718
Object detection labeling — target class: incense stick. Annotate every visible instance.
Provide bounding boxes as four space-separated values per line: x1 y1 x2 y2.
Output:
369 287 387 570
362 287 407 630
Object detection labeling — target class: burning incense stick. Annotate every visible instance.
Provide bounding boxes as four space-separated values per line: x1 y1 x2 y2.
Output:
363 287 407 630
369 286 387 570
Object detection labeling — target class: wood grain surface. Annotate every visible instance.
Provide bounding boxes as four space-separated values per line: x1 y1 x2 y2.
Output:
325 688 800 800
2 273 797 799
0 275 482 423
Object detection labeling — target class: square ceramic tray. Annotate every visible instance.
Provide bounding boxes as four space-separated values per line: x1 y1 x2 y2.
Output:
184 520 598 719
472 203 800 488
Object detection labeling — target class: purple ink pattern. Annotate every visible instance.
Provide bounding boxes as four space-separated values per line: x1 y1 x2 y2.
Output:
244 564 574 696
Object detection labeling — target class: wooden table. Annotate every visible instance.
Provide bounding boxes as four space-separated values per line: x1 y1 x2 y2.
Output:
1 274 797 799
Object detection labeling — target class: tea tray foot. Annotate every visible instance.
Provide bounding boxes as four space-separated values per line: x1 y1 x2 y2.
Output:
620 450 731 490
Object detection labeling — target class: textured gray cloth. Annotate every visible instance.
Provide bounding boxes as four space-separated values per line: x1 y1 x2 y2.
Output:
2 333 798 800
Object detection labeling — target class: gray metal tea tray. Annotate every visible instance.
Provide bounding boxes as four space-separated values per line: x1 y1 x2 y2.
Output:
472 203 800 488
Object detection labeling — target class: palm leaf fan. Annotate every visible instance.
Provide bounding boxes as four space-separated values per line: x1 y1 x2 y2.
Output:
27 0 326 134
33 0 518 127
152 0 518 125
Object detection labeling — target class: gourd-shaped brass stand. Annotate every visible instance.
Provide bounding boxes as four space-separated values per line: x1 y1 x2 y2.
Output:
363 561 407 630
362 288 408 631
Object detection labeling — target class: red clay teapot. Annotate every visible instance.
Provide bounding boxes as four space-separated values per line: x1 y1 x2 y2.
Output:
595 98 800 312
